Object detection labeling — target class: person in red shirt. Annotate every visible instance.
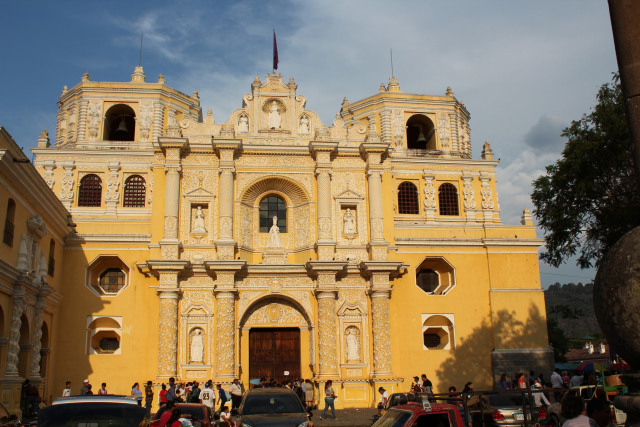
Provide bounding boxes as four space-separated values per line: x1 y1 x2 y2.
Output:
158 400 175 426
159 383 167 406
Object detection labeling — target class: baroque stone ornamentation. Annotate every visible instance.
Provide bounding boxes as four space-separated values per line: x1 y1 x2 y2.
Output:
139 102 154 142
215 293 236 376
245 300 306 326
371 292 393 375
87 100 102 140
480 177 494 210
158 293 179 377
462 176 476 210
317 293 338 375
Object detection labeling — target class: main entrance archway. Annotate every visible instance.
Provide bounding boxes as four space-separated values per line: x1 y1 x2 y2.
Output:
249 327 300 383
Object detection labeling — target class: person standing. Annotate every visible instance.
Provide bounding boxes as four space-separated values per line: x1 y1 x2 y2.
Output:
165 381 178 403
551 369 564 402
159 383 167 406
145 381 154 418
131 382 143 406
304 379 315 413
421 374 433 394
62 381 72 397
98 383 108 395
229 378 242 409
199 381 215 414
80 379 89 395
319 380 337 420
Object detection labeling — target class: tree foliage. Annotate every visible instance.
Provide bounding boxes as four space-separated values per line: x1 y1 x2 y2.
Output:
532 74 640 268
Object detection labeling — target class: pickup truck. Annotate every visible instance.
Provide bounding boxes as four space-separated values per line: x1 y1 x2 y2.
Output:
371 401 464 427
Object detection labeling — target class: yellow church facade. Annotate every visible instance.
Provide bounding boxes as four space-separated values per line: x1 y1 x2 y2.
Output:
0 65 551 413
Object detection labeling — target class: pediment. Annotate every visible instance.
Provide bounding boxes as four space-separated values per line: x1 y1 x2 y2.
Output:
335 189 364 200
184 187 216 199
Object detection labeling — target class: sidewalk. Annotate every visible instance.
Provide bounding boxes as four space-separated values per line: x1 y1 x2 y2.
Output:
311 407 378 427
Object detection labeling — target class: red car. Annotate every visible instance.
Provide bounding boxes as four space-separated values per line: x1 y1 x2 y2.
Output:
150 403 213 427
372 402 464 427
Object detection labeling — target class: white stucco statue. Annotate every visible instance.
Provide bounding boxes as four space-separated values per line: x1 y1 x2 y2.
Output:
268 101 281 129
299 115 310 134
343 208 356 235
238 115 249 133
266 216 283 248
346 328 360 362
190 329 204 363
192 206 207 233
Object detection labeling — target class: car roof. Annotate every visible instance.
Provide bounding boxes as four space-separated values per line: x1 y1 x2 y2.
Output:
52 395 139 405
246 387 297 395
392 403 459 414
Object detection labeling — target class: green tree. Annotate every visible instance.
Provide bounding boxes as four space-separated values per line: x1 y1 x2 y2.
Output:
547 318 569 362
531 74 640 269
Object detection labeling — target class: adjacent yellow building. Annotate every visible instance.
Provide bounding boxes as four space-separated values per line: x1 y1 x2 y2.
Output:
0 66 552 414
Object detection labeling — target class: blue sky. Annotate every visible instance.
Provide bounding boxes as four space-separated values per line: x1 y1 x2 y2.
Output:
0 1 616 286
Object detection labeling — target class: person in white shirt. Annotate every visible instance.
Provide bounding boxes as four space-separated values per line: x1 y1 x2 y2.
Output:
532 381 550 406
62 381 72 397
229 378 243 409
551 369 564 402
199 381 216 412
570 372 584 387
377 387 389 414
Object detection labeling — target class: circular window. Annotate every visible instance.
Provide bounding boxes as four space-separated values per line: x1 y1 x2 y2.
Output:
99 268 125 294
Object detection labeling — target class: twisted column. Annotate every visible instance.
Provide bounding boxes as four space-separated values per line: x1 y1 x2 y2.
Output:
5 287 25 376
29 285 50 378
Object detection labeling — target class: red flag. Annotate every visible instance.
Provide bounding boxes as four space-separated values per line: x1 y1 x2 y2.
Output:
273 30 279 71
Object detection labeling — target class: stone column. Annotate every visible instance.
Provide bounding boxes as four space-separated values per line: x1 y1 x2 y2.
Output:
205 260 245 379
148 261 188 380
29 285 51 378
307 261 346 378
361 261 406 378
370 288 393 377
158 137 188 260
5 284 26 376
310 142 338 260
214 141 241 260
360 141 389 261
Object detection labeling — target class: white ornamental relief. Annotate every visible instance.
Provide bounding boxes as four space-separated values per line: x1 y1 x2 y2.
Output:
481 179 494 209
216 295 235 374
393 111 404 147
437 113 451 141
463 178 476 210
245 301 305 326
139 102 153 142
87 101 102 140
423 183 436 209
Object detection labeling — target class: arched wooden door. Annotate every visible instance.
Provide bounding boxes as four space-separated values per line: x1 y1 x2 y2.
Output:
249 327 300 383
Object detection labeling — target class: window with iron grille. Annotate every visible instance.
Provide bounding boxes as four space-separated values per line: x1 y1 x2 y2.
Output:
78 174 102 207
123 175 146 207
98 268 125 294
423 333 441 348
438 183 459 215
416 269 439 293
398 181 419 214
48 239 55 277
3 198 15 247
259 196 287 233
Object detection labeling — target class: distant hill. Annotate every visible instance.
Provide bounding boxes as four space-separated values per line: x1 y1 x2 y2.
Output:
544 282 602 339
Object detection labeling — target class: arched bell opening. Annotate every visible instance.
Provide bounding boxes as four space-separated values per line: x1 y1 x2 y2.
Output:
104 104 136 141
406 114 436 150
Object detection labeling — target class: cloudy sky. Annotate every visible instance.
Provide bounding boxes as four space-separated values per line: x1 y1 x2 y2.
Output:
0 1 617 286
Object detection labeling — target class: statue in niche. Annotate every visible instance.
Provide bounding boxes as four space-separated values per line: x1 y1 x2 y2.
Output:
266 216 283 248
190 329 204 363
268 101 281 129
299 115 310 134
238 115 249 133
343 208 356 235
346 328 360 362
192 206 207 233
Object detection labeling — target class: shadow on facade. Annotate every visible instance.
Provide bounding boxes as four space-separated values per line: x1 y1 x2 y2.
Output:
435 304 549 391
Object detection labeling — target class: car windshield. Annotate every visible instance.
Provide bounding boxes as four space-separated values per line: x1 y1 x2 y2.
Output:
37 402 146 427
242 393 304 415
414 413 452 427
372 409 412 427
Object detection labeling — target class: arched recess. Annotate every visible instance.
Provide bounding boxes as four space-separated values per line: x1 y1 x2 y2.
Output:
406 114 436 150
179 302 213 370
86 316 122 355
239 294 314 383
238 176 312 250
18 314 30 378
103 104 136 141
40 321 50 378
422 314 455 350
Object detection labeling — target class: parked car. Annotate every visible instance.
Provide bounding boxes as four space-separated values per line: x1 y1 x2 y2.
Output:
151 402 213 426
467 392 541 427
37 394 146 427
236 387 309 427
545 386 626 427
371 402 464 427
